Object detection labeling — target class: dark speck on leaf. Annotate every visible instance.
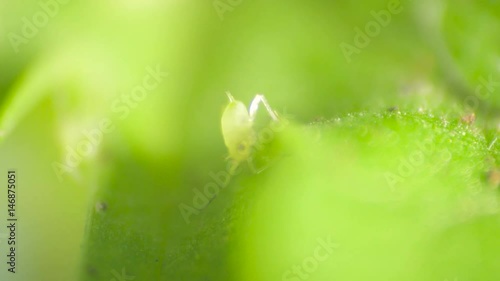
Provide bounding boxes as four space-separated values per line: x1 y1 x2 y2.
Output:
95 202 108 212
387 106 399 112
87 265 98 277
238 143 246 151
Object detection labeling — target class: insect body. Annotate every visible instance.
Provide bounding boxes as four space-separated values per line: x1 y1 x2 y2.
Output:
221 92 279 171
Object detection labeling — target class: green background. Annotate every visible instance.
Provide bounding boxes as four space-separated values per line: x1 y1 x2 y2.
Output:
0 0 499 280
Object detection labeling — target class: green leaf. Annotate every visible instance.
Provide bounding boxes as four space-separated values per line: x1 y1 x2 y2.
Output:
81 110 500 281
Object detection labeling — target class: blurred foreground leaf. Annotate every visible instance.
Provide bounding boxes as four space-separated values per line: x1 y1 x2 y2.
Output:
82 110 500 281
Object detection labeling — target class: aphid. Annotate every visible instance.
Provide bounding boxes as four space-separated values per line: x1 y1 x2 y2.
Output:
221 92 279 172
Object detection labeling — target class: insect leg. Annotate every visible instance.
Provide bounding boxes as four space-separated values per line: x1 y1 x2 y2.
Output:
226 91 235 102
248 94 279 122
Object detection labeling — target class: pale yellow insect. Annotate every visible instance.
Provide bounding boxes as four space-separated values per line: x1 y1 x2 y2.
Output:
221 92 279 172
